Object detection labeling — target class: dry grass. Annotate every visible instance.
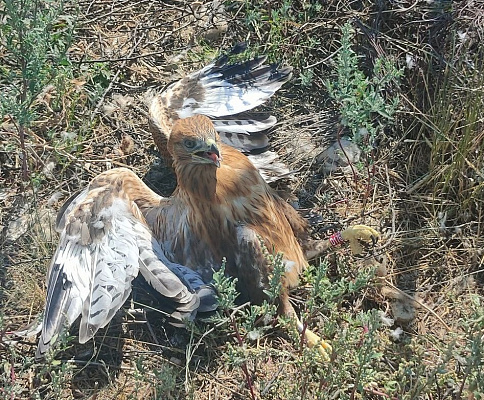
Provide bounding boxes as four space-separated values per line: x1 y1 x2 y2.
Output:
1 0 484 399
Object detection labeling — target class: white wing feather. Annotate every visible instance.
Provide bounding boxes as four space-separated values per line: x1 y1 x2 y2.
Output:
149 46 292 149
78 212 140 343
36 184 212 358
174 56 292 119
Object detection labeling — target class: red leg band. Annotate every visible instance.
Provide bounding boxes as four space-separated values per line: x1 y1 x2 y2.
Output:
329 231 344 246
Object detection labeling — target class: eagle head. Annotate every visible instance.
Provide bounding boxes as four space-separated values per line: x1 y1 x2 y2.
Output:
169 115 223 168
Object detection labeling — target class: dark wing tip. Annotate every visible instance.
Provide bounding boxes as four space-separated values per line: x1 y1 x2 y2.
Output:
214 42 248 67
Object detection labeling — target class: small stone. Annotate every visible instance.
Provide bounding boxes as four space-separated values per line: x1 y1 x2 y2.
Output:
317 138 361 174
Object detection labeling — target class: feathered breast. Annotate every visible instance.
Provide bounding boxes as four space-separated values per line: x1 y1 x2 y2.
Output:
166 143 307 277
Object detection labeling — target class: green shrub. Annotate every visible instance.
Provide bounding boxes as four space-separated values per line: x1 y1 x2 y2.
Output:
325 22 403 152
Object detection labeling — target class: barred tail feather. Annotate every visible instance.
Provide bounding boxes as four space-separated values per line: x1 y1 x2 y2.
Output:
218 131 269 152
213 115 277 134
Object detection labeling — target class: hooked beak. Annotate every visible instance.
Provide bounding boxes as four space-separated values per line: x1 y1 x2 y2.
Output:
194 139 222 168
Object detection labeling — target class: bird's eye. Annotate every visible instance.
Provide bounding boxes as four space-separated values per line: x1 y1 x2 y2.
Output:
184 139 196 149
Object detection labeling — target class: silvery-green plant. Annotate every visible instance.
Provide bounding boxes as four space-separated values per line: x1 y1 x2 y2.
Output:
326 22 403 152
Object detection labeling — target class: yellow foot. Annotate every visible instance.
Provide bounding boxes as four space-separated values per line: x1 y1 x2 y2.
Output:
302 326 332 361
341 225 380 255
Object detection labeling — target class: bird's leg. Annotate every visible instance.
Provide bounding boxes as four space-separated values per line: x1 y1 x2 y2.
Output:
303 239 332 261
303 225 380 260
279 291 332 361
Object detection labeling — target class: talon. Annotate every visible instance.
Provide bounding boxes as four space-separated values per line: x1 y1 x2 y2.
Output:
340 225 380 255
304 327 332 361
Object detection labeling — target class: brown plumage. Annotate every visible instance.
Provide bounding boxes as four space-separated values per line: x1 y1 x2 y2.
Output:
152 115 333 355
155 115 308 290
149 115 377 356
28 115 378 359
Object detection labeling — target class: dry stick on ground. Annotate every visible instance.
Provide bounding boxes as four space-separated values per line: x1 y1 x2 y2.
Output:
336 125 358 184
9 117 29 182
261 364 285 396
89 6 150 121
225 309 258 400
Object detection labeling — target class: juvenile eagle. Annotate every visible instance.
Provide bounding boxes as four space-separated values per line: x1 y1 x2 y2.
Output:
33 115 378 359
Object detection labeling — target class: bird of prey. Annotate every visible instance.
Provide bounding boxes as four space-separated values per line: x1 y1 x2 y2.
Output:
32 114 378 359
148 43 293 183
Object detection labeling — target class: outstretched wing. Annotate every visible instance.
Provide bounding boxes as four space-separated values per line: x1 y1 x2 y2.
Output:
37 169 215 358
148 44 292 165
173 54 292 122
39 190 140 356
